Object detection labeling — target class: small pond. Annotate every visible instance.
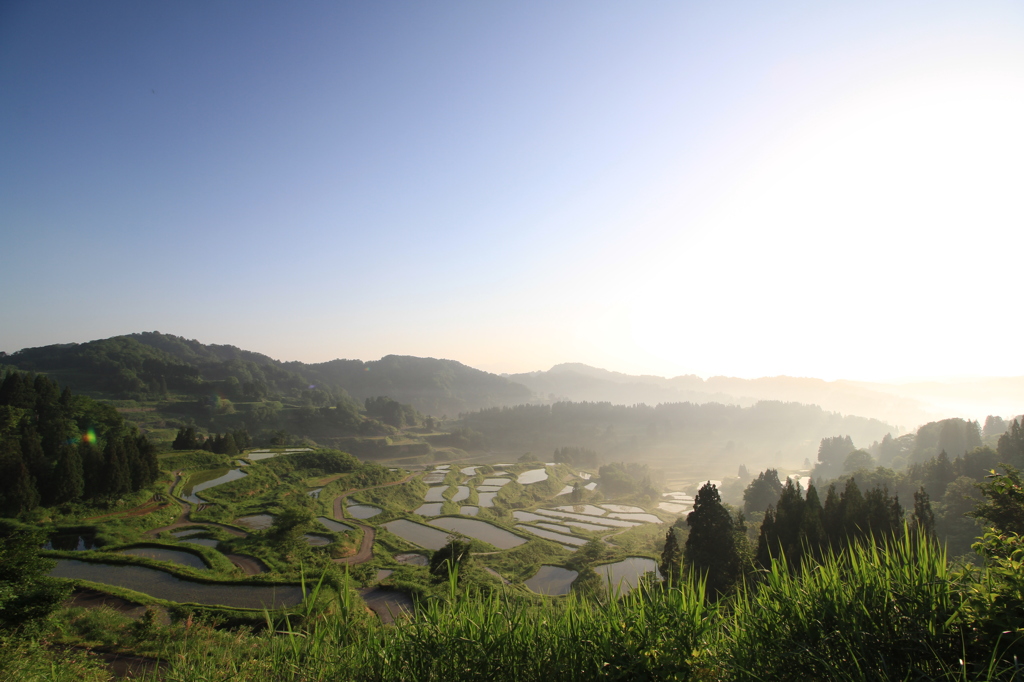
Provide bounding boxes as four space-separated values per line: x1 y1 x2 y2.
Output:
451 486 470 502
50 559 303 609
525 565 578 595
414 503 443 516
424 486 448 502
477 492 498 508
346 504 382 519
185 468 247 504
460 505 478 516
317 517 353 533
597 557 662 595
394 553 428 566
430 518 526 549
517 469 548 485
516 525 588 547
236 514 275 530
118 547 208 570
382 520 452 551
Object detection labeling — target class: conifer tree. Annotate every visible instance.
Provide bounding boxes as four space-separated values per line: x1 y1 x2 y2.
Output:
684 481 740 597
912 487 936 539
660 527 683 585
51 444 84 504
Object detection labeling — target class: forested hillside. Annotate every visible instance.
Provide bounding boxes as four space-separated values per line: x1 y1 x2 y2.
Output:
0 332 531 417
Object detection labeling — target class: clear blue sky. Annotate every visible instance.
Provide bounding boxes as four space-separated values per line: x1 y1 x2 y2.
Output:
3 1 1022 381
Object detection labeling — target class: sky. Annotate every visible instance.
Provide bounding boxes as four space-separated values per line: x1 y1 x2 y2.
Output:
2 1 1022 382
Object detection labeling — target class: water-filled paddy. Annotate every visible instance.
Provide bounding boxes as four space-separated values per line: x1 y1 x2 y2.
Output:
346 504 382 519
481 478 511 487
534 509 637 527
236 514 275 530
414 503 442 516
536 522 576 534
607 513 662 524
117 547 208 570
476 485 502 492
317 517 353 533
517 469 548 485
658 502 692 514
477 492 498 507
460 505 478 516
512 511 547 523
383 520 452 551
430 518 526 549
303 534 331 546
434 465 451 470
554 505 607 516
308 488 323 498
557 485 574 495
394 553 428 566
584 482 597 490
185 468 247 503
171 529 207 538
602 504 646 513
423 472 446 484
50 559 303 609
451 485 470 502
516 525 588 546
460 466 479 475
525 565 578 595
597 557 662 595
424 486 448 502
45 533 98 551
182 538 219 548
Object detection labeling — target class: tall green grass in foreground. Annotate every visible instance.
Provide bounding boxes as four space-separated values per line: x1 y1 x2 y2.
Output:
37 531 1024 681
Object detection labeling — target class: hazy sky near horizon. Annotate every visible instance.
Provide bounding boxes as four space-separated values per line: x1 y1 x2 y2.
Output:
2 2 1022 382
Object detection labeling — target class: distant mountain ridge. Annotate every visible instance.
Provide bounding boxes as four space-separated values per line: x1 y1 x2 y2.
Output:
2 333 1015 427
509 364 951 430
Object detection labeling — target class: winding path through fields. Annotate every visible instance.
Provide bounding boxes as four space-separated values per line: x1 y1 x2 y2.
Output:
329 472 420 566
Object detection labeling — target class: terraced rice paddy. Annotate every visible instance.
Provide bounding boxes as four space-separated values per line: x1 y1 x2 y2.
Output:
430 518 526 549
236 514 275 530
525 565 578 595
414 503 442 516
517 468 548 485
117 547 208 570
424 486 447 502
317 517 352 532
516 525 587 547
383 519 452 551
49 560 303 609
346 504 382 519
